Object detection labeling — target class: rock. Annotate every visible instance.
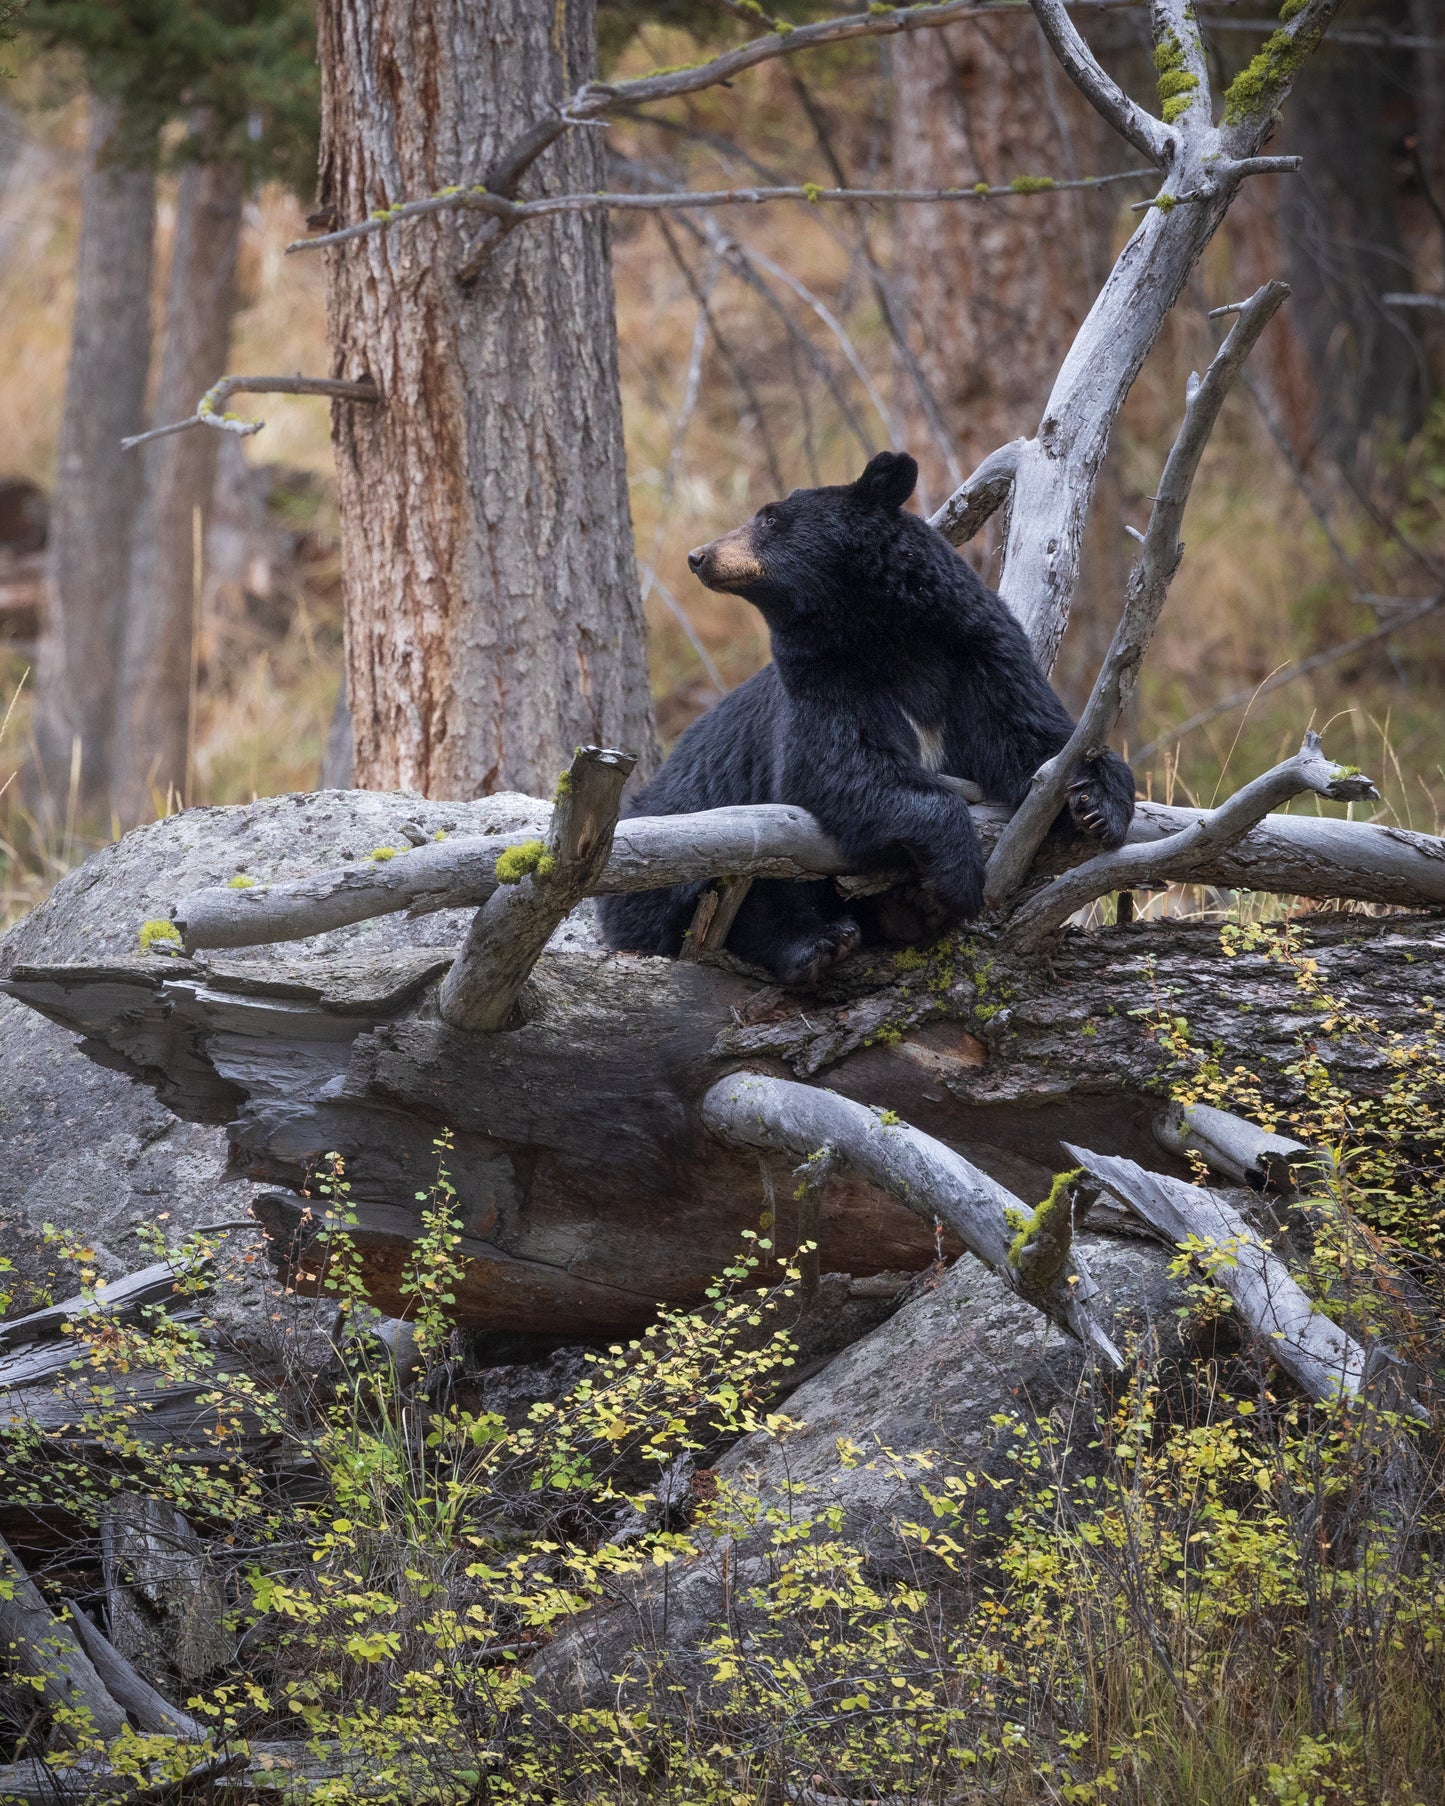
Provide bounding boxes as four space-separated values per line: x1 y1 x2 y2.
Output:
0 789 547 1317
528 1234 1182 1712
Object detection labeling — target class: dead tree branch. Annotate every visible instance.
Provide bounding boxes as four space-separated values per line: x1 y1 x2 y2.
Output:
287 172 1152 260
702 1071 1122 1365
1004 732 1381 949
982 279 1291 908
1068 1145 1423 1416
120 374 379 450
927 439 1025 546
167 785 1445 957
930 0 1349 670
0 1535 128 1749
1153 1101 1315 1194
438 747 634 1033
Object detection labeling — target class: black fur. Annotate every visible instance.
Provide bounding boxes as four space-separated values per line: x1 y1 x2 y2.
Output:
599 452 1135 984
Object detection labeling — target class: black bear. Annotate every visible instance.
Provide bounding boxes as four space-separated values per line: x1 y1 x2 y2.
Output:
598 451 1135 984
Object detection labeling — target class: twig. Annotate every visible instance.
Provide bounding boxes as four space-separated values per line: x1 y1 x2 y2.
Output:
288 171 1154 259
1004 731 1380 949
120 374 379 450
1381 293 1445 312
701 1071 1122 1363
981 279 1290 909
1131 591 1445 766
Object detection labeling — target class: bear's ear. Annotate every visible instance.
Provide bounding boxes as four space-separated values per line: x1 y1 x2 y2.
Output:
852 450 918 512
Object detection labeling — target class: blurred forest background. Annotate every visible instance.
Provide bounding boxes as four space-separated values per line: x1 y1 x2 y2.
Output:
0 0 1441 926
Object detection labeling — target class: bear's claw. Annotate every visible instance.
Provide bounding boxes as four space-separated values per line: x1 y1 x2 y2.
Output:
777 915 862 987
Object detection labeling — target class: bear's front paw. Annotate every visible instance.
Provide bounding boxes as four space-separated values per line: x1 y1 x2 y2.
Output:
1068 773 1131 849
775 915 862 987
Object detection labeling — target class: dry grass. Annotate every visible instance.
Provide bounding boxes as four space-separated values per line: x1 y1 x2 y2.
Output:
0 29 1441 930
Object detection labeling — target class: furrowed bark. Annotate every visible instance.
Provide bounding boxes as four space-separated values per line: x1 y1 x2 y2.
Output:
29 97 155 819
317 0 658 798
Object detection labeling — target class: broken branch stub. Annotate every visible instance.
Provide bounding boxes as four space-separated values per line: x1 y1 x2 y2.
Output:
437 746 635 1033
982 279 1292 909
1154 1100 1317 1194
1004 733 1381 950
702 1071 1122 1366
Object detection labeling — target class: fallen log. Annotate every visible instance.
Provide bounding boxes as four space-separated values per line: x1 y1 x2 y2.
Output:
5 793 1442 1339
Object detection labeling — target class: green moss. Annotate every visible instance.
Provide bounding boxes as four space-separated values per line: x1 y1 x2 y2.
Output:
1008 175 1055 195
801 182 824 204
1154 30 1200 123
1152 193 1178 212
973 181 991 195
876 1109 902 1127
228 873 257 889
433 830 448 842
1007 1167 1082 1279
495 839 557 885
1331 763 1363 779
553 769 574 803
370 846 401 862
1222 10 1317 125
893 947 928 972
137 918 182 953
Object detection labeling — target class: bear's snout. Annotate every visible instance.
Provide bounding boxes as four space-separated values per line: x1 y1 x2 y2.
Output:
688 525 766 592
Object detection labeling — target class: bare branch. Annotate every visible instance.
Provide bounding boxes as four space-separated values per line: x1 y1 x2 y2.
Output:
1153 1101 1315 1194
702 1071 1122 1364
928 438 1025 546
0 1534 128 1747
1067 1145 1423 1416
120 373 379 450
982 280 1290 909
1382 293 1445 312
289 171 1153 259
1132 591 1444 766
1004 732 1381 950
437 746 634 1034
1030 0 1175 166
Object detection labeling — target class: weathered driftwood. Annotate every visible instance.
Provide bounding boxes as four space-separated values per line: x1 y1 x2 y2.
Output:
438 746 634 1032
1154 1101 1315 1193
168 794 1445 955
0 1533 128 1747
8 798 1442 1338
0 1260 199 1355
67 1607 205 1739
702 1072 1121 1362
1068 1147 1423 1416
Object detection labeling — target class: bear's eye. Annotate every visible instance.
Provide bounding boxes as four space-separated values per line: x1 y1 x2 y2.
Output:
756 507 780 531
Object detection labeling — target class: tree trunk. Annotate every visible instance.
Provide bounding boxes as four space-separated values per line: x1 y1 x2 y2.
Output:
30 96 155 820
889 14 1135 704
316 0 659 801
110 153 247 826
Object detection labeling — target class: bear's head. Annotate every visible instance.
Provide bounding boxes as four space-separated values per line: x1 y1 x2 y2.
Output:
686 451 921 626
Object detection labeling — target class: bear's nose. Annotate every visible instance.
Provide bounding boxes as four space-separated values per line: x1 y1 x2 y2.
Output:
687 546 706 573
